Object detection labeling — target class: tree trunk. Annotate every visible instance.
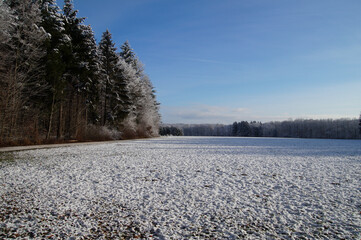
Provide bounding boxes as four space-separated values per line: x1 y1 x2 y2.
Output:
65 90 73 140
75 93 80 137
103 81 108 126
46 92 56 139
57 101 63 139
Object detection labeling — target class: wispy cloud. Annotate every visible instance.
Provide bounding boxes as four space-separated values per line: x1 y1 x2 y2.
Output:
160 81 361 125
161 104 357 124
160 104 301 124
161 104 251 124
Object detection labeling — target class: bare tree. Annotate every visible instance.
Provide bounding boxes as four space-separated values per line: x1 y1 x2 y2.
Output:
0 0 48 143
0 2 16 143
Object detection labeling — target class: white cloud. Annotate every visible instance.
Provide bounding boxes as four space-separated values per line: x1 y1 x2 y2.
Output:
160 104 251 124
161 104 357 124
160 80 361 124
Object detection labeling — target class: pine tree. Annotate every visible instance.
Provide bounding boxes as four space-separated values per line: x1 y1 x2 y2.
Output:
1 0 161 144
98 30 120 126
116 59 139 138
62 0 100 139
232 122 238 136
119 41 160 137
112 60 132 127
239 121 251 137
79 24 101 126
38 0 70 139
120 40 137 69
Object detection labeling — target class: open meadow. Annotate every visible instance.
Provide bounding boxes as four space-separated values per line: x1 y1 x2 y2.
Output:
0 137 360 239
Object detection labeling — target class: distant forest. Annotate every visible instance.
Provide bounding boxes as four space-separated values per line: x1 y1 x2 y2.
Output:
162 118 361 139
0 0 160 146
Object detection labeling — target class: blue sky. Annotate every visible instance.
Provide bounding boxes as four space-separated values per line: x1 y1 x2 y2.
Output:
68 0 361 124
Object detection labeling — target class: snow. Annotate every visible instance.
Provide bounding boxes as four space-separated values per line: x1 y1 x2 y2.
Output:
0 137 360 239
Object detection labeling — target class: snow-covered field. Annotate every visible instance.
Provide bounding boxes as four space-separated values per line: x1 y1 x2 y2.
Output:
0 137 360 239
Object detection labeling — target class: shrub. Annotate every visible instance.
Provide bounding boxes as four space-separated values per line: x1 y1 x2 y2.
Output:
81 124 121 141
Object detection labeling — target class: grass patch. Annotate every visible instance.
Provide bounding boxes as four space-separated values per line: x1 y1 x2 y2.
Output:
0 152 16 164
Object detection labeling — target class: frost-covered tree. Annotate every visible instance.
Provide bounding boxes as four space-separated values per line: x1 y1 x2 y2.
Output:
0 1 15 79
0 2 14 70
37 0 70 139
0 1 16 143
260 118 359 139
1 0 48 143
120 40 138 70
136 75 161 137
115 58 139 138
111 60 132 128
75 23 101 133
98 30 133 132
98 30 120 126
61 0 100 139
119 41 160 138
159 126 184 136
0 0 160 145
81 24 101 122
177 118 359 139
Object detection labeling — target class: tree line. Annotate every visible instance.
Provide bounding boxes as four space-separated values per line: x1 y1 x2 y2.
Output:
159 126 184 136
170 118 361 139
0 0 160 146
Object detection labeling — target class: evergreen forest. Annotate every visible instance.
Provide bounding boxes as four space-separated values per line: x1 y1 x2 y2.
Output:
0 0 160 146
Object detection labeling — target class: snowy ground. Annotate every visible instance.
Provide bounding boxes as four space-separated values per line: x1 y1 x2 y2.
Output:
0 136 360 239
